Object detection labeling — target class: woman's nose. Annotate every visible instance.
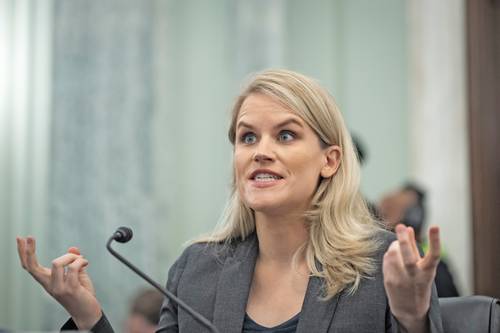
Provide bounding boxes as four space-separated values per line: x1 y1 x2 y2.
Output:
253 153 273 163
253 137 275 162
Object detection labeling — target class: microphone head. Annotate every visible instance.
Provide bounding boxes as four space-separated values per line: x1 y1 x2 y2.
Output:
113 226 133 243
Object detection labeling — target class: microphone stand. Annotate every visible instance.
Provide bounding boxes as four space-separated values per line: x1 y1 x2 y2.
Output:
106 236 221 333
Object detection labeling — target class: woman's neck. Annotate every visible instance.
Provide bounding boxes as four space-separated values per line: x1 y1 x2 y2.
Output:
254 211 309 266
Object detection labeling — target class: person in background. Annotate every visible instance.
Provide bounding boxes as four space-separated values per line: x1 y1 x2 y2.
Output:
352 135 380 219
124 288 163 333
379 182 460 298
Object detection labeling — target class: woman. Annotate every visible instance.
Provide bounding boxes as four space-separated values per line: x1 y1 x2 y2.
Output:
17 69 442 332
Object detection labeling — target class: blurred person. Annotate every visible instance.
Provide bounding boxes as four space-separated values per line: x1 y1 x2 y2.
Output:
125 288 163 333
17 69 444 332
352 134 380 219
379 183 460 298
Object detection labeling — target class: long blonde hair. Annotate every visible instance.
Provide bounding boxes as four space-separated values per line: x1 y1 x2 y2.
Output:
198 69 382 298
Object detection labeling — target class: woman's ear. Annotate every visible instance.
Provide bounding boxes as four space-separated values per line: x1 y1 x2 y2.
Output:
320 145 342 178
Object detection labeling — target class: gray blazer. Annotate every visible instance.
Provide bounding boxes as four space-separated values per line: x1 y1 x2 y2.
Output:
157 230 443 333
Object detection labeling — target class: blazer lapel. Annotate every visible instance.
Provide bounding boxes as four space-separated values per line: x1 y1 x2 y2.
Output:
212 234 258 333
296 276 342 333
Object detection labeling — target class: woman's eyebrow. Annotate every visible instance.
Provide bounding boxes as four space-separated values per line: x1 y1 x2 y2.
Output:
236 121 254 130
236 118 304 130
273 118 304 129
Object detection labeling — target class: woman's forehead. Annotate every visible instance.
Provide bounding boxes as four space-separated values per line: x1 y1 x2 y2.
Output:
236 93 304 124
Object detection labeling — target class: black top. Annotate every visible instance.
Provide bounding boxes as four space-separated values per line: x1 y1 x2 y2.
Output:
242 312 300 333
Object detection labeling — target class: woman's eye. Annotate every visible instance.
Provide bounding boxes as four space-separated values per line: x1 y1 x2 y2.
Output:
241 133 257 144
278 130 295 142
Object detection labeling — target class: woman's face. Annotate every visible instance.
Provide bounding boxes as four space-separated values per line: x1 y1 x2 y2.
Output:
234 93 340 216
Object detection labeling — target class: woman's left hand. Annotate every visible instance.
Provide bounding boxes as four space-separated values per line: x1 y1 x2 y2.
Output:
383 224 441 333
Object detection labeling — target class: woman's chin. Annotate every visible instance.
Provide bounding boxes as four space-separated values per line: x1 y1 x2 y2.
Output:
248 201 297 217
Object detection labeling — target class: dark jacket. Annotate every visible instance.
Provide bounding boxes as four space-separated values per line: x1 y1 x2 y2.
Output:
64 230 443 332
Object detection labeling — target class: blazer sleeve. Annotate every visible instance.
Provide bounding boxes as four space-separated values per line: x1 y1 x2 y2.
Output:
61 313 114 333
155 246 191 333
386 283 444 333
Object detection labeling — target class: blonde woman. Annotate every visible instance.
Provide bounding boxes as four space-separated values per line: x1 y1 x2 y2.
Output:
17 69 443 333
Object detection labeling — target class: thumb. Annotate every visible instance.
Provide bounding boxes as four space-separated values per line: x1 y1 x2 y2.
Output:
68 247 81 255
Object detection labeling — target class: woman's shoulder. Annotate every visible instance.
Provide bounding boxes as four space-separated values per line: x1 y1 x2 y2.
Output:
373 227 396 244
370 227 397 258
176 232 258 268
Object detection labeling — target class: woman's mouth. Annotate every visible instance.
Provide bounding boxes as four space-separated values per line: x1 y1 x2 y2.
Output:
253 173 282 182
249 172 284 188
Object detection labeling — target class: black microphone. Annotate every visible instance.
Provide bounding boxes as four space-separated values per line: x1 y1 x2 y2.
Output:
107 227 220 333
112 226 133 243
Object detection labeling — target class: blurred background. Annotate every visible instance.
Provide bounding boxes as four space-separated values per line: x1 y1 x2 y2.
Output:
1 0 498 331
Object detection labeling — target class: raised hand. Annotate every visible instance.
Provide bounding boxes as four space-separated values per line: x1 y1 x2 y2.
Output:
383 224 441 333
16 236 102 330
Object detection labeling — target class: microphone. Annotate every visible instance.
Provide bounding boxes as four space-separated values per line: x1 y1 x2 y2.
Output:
106 227 220 333
112 226 133 243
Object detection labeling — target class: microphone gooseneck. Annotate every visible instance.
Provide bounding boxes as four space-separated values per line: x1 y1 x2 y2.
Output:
106 227 220 333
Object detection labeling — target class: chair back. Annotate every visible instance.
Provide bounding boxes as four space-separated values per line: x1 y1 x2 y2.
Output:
439 296 500 333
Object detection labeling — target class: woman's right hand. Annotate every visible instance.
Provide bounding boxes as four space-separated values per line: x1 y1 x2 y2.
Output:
16 236 103 330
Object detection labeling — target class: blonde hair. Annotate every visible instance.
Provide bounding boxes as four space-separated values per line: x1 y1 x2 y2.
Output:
198 69 382 298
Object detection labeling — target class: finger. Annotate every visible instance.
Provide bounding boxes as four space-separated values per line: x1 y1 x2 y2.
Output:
383 241 403 273
16 237 28 269
25 237 50 278
66 257 89 289
17 237 51 286
407 227 420 259
25 237 40 270
383 241 406 285
25 237 50 276
395 224 418 275
51 253 81 290
421 226 441 270
68 247 81 255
